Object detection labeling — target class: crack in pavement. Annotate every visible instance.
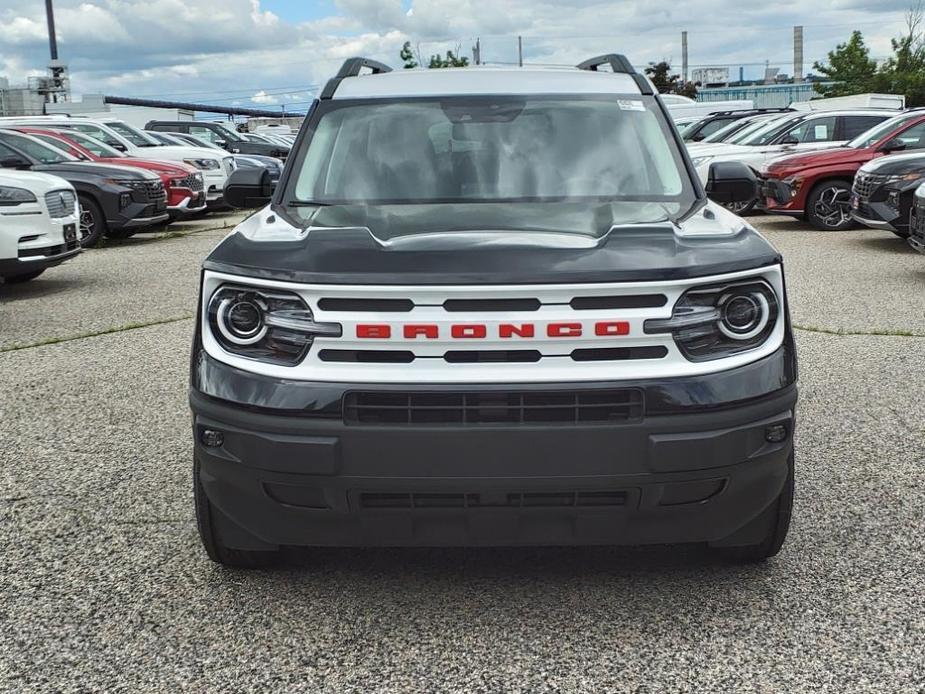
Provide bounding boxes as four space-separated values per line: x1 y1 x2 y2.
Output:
0 314 193 353
793 324 925 338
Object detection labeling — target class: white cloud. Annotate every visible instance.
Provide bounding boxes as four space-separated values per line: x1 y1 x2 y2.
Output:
251 90 278 104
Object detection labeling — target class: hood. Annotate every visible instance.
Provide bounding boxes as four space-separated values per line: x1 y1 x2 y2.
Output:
858 151 925 175
204 201 781 285
111 158 197 176
35 161 160 179
0 168 74 194
763 145 867 174
129 145 224 162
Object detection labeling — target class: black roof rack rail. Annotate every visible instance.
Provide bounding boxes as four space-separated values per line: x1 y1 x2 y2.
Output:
704 108 795 117
321 57 393 100
577 54 635 74
576 54 653 96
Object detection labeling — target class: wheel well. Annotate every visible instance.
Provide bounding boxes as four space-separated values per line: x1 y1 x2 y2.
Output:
806 176 853 201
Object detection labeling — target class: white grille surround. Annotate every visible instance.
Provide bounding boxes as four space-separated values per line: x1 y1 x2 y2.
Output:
200 266 787 384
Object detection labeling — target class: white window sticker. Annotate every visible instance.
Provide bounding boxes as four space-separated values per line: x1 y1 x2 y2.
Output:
618 100 646 112
814 125 829 139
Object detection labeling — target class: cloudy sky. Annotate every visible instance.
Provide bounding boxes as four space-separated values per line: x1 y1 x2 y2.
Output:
0 0 915 112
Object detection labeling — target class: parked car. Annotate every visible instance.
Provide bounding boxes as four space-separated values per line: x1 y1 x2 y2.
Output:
694 112 796 145
148 131 283 184
681 108 794 143
849 152 925 237
145 120 290 160
191 54 797 567
0 130 168 246
0 168 79 283
15 128 207 220
0 117 233 207
692 110 897 214
761 110 925 230
909 182 925 252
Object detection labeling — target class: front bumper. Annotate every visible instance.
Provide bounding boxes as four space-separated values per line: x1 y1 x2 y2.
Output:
191 346 798 550
759 178 804 217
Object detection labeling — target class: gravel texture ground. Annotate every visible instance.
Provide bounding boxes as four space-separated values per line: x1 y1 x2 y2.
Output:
1 214 923 693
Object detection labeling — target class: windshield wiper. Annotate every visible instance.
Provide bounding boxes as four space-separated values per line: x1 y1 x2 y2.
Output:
288 200 332 207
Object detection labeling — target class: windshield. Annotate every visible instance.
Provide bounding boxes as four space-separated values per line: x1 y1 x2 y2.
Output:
702 115 771 143
291 95 693 213
737 115 802 146
0 131 76 163
60 130 124 157
184 134 223 150
106 121 160 147
847 114 919 148
214 124 244 142
32 134 92 161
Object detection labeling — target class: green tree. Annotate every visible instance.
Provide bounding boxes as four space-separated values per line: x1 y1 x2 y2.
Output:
399 41 418 69
644 61 698 98
812 30 878 97
399 42 469 69
875 2 925 106
428 50 469 68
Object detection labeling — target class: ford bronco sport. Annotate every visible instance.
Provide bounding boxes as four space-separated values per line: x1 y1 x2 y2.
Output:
191 55 798 567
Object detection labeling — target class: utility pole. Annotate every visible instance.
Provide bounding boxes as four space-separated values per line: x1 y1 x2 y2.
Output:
518 36 523 67
45 0 58 60
793 25 804 83
473 38 481 65
681 31 688 83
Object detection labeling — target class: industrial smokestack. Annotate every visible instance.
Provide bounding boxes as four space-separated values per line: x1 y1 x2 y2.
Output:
45 0 58 61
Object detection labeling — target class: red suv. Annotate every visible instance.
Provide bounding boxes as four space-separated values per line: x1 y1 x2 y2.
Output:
15 127 207 220
761 110 925 230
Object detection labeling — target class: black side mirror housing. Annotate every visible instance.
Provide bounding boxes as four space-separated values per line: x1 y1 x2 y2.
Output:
224 166 274 209
0 155 30 169
705 161 758 204
113 142 127 152
780 136 799 146
880 138 906 153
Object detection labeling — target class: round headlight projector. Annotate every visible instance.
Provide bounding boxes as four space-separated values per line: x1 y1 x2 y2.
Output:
718 290 769 340
216 295 267 345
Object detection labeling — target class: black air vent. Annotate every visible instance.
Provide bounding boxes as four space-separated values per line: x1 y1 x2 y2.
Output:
443 298 542 312
444 350 541 363
570 346 668 361
359 490 628 509
343 389 644 425
319 350 415 363
317 298 414 312
570 294 667 310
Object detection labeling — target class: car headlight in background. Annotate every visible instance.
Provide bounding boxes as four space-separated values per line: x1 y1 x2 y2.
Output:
690 156 713 168
207 285 342 365
0 185 38 206
184 158 221 170
644 279 779 361
883 172 925 185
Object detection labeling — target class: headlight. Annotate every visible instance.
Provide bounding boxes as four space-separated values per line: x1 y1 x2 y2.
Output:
184 158 220 170
884 172 924 184
691 156 713 168
207 285 342 365
782 176 805 195
0 185 38 206
644 279 779 361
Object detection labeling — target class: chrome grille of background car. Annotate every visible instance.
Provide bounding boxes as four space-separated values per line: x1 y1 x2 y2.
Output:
186 174 204 192
43 189 76 218
853 172 887 199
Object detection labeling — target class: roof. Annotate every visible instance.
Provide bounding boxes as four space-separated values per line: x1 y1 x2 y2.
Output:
331 66 642 100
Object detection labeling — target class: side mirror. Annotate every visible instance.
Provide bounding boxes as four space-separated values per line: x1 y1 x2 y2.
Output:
112 142 127 152
705 161 758 204
216 139 227 148
0 155 30 169
880 138 906 153
780 136 799 146
223 166 273 209
691 133 705 142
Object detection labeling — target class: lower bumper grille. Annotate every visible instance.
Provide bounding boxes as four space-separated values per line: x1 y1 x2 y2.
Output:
359 490 629 509
343 389 644 425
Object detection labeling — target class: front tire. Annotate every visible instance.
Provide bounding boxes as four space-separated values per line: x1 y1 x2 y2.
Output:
194 457 279 568
722 199 757 216
711 451 794 562
806 180 856 231
77 195 107 247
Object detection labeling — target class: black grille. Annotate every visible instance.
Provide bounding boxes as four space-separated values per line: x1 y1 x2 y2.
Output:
318 298 413 312
181 174 204 192
853 172 885 200
343 389 644 425
359 490 628 509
